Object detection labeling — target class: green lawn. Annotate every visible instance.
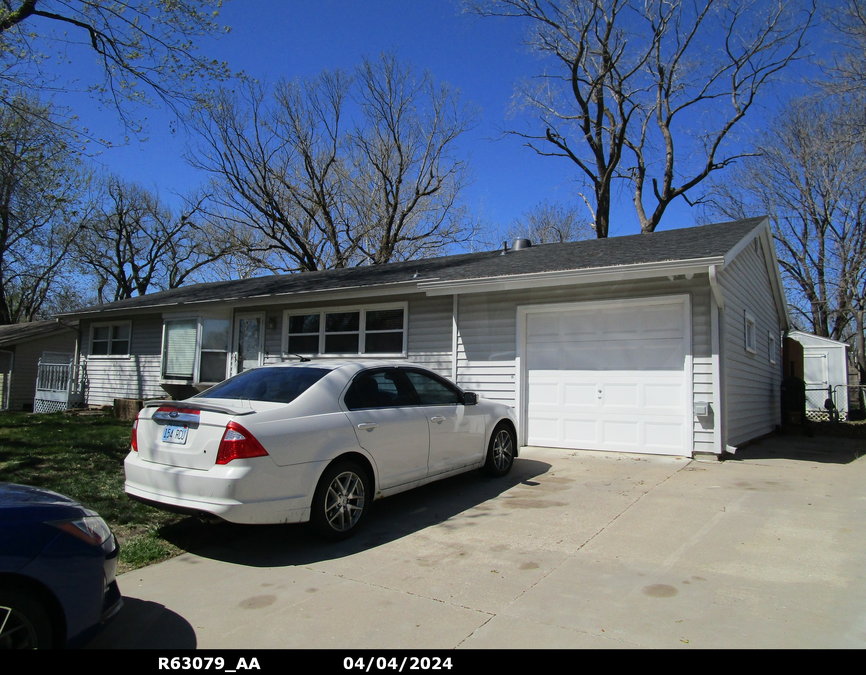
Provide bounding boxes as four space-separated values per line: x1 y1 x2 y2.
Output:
0 411 188 572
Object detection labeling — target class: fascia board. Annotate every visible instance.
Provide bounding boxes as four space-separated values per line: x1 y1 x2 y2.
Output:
760 225 792 330
722 219 768 267
788 330 849 347
418 258 725 296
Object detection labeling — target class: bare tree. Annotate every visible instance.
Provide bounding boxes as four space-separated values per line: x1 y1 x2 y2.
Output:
0 97 85 323
350 55 475 263
0 0 232 129
827 0 866 91
506 199 592 243
707 97 866 348
76 177 229 302
189 53 476 273
824 0 866 137
468 0 814 236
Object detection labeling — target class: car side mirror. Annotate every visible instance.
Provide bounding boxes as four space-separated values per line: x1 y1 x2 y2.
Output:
463 392 477 406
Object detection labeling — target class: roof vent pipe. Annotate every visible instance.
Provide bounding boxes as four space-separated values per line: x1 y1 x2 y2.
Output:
512 238 532 250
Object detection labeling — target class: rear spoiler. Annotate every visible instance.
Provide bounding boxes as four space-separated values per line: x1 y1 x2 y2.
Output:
143 400 257 416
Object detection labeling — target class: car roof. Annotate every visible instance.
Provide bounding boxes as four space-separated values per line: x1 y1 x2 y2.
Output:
248 360 434 372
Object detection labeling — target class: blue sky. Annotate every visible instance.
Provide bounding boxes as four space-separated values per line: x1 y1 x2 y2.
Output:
52 0 821 242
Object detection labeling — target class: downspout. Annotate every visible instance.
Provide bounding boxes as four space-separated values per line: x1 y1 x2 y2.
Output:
451 295 459 382
709 265 726 455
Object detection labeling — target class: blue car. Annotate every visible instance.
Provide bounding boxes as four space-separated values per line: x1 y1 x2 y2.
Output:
0 483 122 648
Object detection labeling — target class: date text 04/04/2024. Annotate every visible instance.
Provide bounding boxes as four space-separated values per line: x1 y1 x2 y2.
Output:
344 657 453 672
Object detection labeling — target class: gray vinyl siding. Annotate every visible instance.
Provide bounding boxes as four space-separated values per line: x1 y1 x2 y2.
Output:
80 314 165 406
717 237 783 447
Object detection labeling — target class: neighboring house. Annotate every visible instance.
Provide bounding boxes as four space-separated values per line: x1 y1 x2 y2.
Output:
58 217 789 458
788 330 850 420
0 320 79 411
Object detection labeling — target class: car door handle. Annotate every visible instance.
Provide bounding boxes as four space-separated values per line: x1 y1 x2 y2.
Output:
430 416 446 423
357 422 378 430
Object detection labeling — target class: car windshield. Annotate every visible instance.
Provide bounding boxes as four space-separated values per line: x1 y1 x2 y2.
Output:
196 367 330 404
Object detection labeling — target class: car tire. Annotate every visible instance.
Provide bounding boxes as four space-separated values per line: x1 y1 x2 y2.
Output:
310 460 371 540
482 423 515 478
0 587 54 649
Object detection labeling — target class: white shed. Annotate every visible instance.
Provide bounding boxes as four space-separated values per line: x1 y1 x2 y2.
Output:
789 331 850 420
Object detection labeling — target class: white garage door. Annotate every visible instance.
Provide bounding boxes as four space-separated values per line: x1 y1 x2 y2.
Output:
523 297 691 456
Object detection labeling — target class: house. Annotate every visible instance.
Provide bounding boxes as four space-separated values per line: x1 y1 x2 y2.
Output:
58 216 789 458
0 320 79 411
788 330 851 420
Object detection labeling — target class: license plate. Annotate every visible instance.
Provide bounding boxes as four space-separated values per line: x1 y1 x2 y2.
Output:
162 425 189 444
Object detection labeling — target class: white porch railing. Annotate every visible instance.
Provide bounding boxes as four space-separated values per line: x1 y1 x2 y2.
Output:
34 359 86 413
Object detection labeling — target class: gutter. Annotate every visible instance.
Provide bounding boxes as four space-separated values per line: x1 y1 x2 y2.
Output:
418 256 726 296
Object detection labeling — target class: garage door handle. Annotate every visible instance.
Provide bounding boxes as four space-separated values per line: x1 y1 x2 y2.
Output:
430 416 446 423
357 422 378 430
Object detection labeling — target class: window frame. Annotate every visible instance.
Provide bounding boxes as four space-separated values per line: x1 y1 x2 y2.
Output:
744 310 757 355
88 321 132 358
768 330 777 364
160 314 231 385
282 302 408 358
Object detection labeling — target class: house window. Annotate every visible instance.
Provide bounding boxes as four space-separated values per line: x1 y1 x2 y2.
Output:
325 311 360 353
162 317 230 383
286 314 320 354
90 322 131 356
284 304 407 356
768 330 777 364
744 311 757 354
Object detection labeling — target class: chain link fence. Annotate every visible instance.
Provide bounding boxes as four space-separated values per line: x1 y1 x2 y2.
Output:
804 384 866 422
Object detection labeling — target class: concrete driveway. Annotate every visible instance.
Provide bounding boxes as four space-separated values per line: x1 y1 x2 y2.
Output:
86 432 866 649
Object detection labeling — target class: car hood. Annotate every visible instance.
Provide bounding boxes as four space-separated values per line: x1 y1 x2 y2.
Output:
0 483 91 527
0 482 82 508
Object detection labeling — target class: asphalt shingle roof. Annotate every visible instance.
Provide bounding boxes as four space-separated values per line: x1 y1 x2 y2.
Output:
61 217 765 316
0 319 78 346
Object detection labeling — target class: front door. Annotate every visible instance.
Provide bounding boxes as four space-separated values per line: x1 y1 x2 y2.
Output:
233 313 264 375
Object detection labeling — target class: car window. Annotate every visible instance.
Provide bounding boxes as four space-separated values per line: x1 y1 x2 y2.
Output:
196 367 329 403
403 369 462 406
344 369 417 410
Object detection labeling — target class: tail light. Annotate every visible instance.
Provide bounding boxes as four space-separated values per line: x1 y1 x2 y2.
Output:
216 422 269 465
131 416 139 452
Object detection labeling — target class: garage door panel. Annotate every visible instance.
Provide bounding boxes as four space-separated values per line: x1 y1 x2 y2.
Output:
601 420 639 445
644 383 684 410
604 383 639 407
645 422 683 449
563 418 598 444
524 299 690 457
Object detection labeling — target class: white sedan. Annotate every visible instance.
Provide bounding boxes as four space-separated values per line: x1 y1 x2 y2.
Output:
125 362 517 538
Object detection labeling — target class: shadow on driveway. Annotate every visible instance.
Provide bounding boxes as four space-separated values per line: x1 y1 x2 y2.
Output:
155 457 553 568
723 429 865 465
86 458 552 648
86 598 196 649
